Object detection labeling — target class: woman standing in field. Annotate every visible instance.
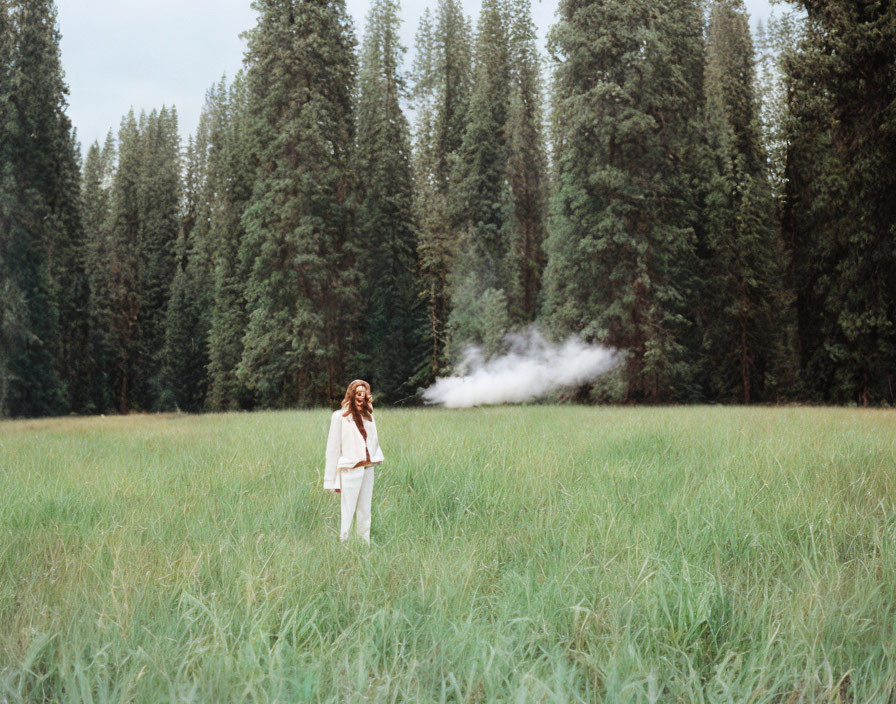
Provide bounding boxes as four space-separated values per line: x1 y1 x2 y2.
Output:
323 380 384 543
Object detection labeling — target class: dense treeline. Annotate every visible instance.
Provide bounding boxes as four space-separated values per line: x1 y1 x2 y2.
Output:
1 0 894 416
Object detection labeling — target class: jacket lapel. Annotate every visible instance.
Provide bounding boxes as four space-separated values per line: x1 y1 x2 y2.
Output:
345 414 364 442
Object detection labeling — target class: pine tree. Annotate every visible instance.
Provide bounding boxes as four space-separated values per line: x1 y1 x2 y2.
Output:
0 0 22 413
543 0 706 402
505 0 549 322
1 0 83 416
411 0 473 377
133 106 181 409
238 0 359 407
80 132 116 412
53 130 92 413
95 108 180 413
700 0 795 403
782 1 896 405
15 0 91 415
161 88 219 411
207 71 255 410
754 13 793 205
354 0 424 403
100 111 143 413
447 0 514 358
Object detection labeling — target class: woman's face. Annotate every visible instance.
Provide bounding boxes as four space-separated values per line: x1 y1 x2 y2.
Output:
353 386 368 409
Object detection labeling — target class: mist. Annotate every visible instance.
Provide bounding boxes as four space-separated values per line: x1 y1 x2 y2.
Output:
420 327 619 408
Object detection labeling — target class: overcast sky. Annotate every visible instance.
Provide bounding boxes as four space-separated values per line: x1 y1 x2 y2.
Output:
57 0 782 152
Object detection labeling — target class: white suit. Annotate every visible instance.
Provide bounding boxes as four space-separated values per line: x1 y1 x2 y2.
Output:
324 410 384 542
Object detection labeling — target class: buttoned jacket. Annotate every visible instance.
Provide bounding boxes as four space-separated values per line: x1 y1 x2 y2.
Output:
323 409 384 491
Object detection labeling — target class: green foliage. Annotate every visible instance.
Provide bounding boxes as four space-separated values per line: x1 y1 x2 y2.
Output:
543 0 706 402
6 0 896 415
753 14 793 205
505 0 549 322
93 108 180 413
80 134 116 413
0 0 20 413
411 0 473 378
445 0 549 363
207 72 256 411
782 1 896 405
134 107 181 409
354 0 427 404
699 0 797 403
448 278 510 358
238 0 359 407
162 87 222 412
0 0 90 417
448 0 513 298
52 130 92 415
98 112 144 413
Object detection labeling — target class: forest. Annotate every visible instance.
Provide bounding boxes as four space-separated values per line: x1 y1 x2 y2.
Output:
1 0 894 417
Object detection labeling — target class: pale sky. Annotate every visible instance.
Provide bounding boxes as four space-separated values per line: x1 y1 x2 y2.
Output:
57 0 782 152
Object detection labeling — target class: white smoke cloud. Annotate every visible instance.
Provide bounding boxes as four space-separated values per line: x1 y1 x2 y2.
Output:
420 326 619 408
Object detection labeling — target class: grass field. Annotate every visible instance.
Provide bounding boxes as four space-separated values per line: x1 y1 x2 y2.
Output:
0 406 894 702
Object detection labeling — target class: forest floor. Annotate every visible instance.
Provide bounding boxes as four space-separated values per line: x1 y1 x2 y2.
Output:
1 406 894 702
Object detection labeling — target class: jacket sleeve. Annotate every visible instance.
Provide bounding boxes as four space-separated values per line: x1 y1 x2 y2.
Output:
323 412 340 490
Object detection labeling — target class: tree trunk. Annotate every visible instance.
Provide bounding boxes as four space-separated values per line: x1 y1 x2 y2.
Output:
741 312 750 405
118 355 129 414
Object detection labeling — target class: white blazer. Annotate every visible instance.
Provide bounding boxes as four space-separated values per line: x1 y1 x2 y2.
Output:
323 409 384 490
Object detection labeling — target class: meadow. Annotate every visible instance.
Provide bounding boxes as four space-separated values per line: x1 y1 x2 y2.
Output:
0 406 894 702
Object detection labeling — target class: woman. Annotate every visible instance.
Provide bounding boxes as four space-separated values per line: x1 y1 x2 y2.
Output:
323 380 384 543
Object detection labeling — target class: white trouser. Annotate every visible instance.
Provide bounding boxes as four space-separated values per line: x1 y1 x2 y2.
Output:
339 466 375 543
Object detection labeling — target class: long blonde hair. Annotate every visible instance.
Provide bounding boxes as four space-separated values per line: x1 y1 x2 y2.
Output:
341 379 373 419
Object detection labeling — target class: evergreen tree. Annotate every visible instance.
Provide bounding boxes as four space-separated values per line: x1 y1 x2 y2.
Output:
95 108 180 413
0 0 21 413
80 132 116 412
782 1 896 405
1 0 85 416
133 106 181 409
411 0 473 377
700 0 795 403
754 13 794 205
53 131 92 413
505 0 549 322
238 0 359 407
19 0 91 415
543 0 706 402
100 111 143 413
161 89 219 411
207 71 255 411
354 0 424 403
447 0 514 358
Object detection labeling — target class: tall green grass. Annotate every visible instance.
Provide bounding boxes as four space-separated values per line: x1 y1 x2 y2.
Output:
1 406 894 702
